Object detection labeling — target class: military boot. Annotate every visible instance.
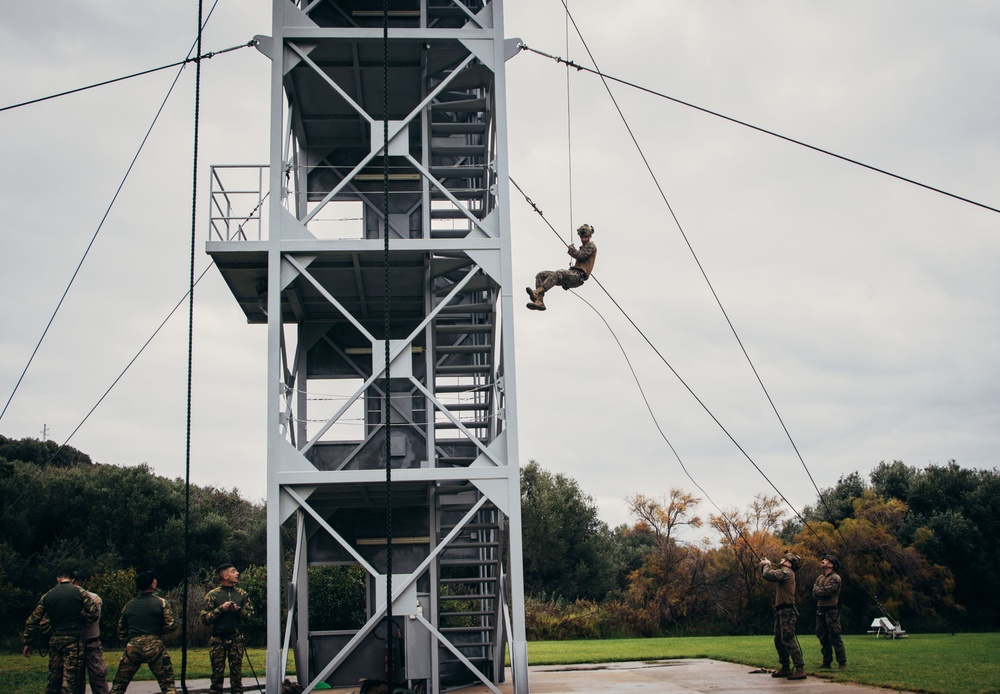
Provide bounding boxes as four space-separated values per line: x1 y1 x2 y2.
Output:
838 663 847 670
525 287 539 302
771 666 792 678
819 662 832 669
787 666 807 680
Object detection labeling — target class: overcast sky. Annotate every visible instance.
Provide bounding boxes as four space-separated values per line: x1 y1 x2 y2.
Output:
1 1 997 533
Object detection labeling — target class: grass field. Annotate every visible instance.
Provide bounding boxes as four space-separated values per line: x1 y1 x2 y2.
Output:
2 633 998 694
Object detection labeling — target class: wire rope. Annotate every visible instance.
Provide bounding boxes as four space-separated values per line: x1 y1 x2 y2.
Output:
0 40 257 115
180 0 205 690
517 43 1000 217
0 261 217 523
510 175 836 558
0 1 234 426
546 0 854 551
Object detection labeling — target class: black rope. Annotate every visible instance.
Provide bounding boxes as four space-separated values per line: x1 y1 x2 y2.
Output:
0 40 257 115
381 0 395 687
180 1 205 690
517 42 1000 217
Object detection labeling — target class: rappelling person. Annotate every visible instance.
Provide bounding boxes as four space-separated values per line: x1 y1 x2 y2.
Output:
526 223 597 311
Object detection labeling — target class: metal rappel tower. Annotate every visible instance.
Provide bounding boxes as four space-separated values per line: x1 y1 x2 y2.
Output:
206 1 528 693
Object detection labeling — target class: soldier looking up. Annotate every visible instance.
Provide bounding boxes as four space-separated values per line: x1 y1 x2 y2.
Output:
813 554 847 669
760 552 807 681
110 570 177 694
200 563 254 694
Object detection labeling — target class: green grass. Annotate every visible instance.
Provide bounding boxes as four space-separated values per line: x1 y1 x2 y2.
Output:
0 647 270 694
526 633 1000 694
3 634 998 694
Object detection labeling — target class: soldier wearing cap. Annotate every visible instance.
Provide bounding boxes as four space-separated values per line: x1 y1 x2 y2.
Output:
526 224 597 311
813 554 847 669
760 552 806 680
22 568 100 694
199 563 254 694
111 570 177 694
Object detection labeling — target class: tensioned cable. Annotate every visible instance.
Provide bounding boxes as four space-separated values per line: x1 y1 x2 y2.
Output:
564 1 574 240
518 43 1000 217
180 0 205 690
0 261 217 523
543 0 850 546
0 0 236 425
571 288 765 563
509 175 835 557
0 40 257 114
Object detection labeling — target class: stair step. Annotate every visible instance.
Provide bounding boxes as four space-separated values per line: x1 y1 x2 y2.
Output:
435 323 492 334
431 122 487 135
437 302 492 314
435 420 490 430
435 344 490 355
430 166 485 179
432 145 486 158
431 188 487 200
436 402 489 412
439 577 498 584
430 229 473 239
435 365 491 375
439 593 497 602
439 558 498 566
432 98 487 112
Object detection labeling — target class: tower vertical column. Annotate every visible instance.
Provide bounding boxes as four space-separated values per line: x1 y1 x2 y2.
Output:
209 2 527 692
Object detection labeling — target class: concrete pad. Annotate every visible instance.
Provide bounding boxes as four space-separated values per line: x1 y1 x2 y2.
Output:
121 660 907 693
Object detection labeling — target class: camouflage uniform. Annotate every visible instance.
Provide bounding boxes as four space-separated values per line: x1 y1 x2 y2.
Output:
111 593 177 694
761 563 804 670
199 584 254 694
79 588 110 694
22 581 100 694
527 226 596 310
813 568 847 666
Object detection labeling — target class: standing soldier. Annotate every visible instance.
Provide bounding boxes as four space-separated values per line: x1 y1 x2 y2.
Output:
110 571 177 694
760 552 806 681
72 573 111 694
813 554 847 669
200 563 254 694
22 569 100 694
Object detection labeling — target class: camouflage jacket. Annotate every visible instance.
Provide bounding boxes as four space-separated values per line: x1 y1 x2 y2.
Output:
567 240 597 279
199 585 253 634
761 565 797 607
812 570 842 608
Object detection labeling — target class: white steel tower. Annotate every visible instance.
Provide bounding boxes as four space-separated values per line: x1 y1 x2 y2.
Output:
206 1 528 693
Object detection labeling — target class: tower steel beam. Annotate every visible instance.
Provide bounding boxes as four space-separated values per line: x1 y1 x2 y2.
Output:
207 2 528 692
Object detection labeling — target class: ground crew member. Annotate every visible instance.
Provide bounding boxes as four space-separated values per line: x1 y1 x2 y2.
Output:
813 554 847 669
199 563 254 694
761 552 806 680
72 573 111 694
110 570 177 694
22 569 100 694
526 224 597 311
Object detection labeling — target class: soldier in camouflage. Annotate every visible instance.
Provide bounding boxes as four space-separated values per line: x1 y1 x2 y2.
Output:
110 570 177 694
72 573 111 694
760 552 806 680
22 569 101 694
526 224 597 311
813 554 847 669
199 563 254 694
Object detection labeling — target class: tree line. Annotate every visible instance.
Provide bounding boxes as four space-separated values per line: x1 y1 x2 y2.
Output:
519 459 999 639
1 434 997 646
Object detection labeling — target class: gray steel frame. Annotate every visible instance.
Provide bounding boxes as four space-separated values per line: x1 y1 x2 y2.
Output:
207 2 528 692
